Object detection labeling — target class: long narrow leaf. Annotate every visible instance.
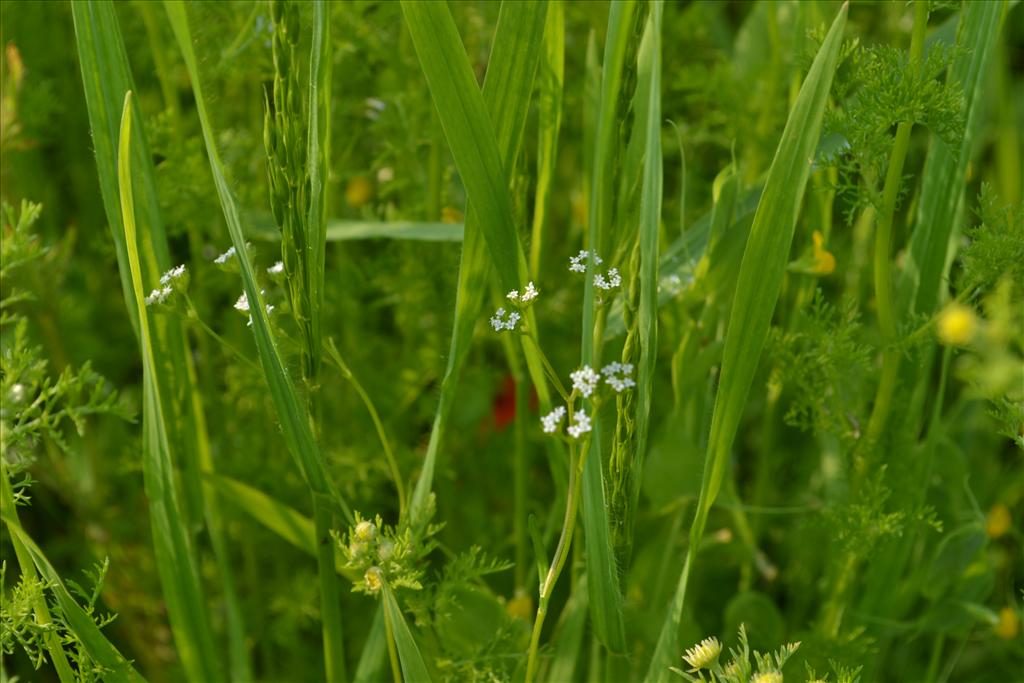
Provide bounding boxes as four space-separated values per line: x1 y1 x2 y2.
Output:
73 5 252 677
382 583 433 682
404 0 549 525
117 91 221 682
579 0 637 653
645 5 848 680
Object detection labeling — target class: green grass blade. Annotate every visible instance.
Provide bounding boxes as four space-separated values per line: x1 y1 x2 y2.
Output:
897 0 1005 317
404 0 549 526
630 0 664 555
399 0 531 294
73 5 252 678
246 212 465 242
117 91 221 683
305 0 330 380
2 518 147 683
163 1 345 511
382 583 433 682
163 5 350 679
645 5 848 681
209 473 317 556
530 0 565 278
578 0 636 654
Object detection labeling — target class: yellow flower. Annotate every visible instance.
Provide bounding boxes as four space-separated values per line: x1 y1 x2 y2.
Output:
682 636 721 671
810 231 835 275
936 302 978 346
986 503 1012 539
345 176 373 208
752 672 783 683
995 606 1020 640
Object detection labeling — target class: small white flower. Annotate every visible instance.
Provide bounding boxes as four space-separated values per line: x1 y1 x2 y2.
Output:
376 166 395 183
541 406 567 434
568 249 603 273
594 267 621 291
267 261 284 275
214 246 236 264
159 264 186 285
570 365 599 398
566 410 591 439
145 286 173 306
489 307 520 332
601 362 636 393
234 291 250 312
520 281 538 303
507 281 539 305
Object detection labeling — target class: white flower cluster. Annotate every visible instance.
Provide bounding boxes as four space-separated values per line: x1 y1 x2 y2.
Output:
507 281 538 304
570 365 599 397
568 249 602 273
214 246 236 264
160 264 186 284
235 290 274 326
540 406 592 439
145 264 187 306
601 361 635 393
489 307 521 332
540 406 566 433
267 260 284 275
567 410 592 439
594 267 621 291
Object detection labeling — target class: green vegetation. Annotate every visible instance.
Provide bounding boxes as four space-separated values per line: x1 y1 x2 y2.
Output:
1 1 1021 682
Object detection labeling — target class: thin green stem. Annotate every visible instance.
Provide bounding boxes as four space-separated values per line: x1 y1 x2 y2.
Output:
182 295 261 373
314 499 347 683
865 0 929 448
525 440 585 683
524 330 570 401
325 338 407 518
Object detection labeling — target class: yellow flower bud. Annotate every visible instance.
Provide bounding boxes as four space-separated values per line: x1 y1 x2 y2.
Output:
987 503 1012 539
441 206 463 224
936 302 978 346
506 591 533 621
364 566 384 595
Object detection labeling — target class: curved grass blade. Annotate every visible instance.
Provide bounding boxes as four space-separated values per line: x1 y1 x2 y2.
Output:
163 4 350 679
402 0 550 526
117 91 221 683
2 518 147 683
629 0 664 563
645 5 848 681
73 4 251 678
382 583 433 682
354 605 389 683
